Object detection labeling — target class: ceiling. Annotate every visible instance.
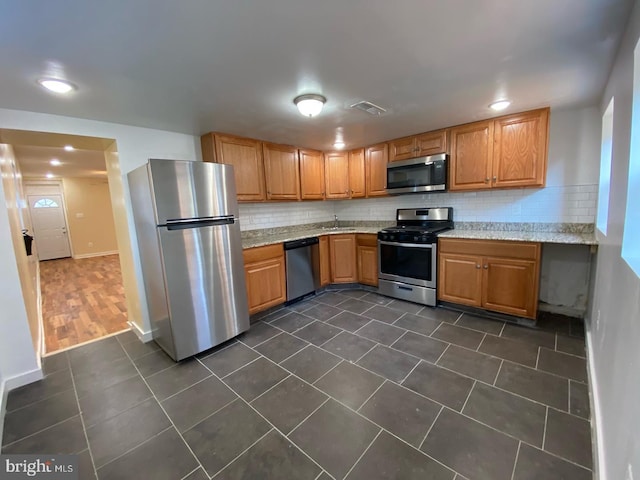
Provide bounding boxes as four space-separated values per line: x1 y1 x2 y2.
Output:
0 0 632 151
0 130 111 178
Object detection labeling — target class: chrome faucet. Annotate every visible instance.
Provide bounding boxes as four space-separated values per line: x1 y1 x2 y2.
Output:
333 215 339 229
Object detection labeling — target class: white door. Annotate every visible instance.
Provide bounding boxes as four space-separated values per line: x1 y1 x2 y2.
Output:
28 194 72 260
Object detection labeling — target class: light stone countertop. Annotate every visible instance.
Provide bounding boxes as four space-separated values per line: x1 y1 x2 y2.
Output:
438 229 597 245
241 221 598 249
241 226 383 249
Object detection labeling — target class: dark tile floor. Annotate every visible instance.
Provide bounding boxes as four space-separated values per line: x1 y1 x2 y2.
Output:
2 289 593 480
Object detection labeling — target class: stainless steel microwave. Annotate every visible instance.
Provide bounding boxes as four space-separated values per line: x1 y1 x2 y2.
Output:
386 153 448 194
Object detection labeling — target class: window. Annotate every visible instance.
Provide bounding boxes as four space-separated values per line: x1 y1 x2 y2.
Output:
597 98 614 235
33 198 58 208
622 39 640 276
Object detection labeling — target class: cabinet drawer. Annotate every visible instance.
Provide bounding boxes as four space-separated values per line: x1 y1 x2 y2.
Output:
243 243 284 264
439 238 540 260
356 234 378 247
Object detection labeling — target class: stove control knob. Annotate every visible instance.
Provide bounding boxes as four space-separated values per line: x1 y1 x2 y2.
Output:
413 235 419 241
421 235 428 242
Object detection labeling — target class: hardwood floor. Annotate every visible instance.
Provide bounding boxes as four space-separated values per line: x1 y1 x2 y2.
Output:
40 254 128 353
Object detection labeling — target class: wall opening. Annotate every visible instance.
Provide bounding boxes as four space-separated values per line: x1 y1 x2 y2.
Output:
597 98 614 235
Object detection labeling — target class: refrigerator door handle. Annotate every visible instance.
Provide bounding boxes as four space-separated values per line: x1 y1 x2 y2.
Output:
165 216 235 230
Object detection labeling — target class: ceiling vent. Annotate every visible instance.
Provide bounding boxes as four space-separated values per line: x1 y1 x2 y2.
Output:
350 100 387 116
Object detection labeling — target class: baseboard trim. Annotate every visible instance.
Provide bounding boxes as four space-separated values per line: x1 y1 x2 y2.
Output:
0 367 43 447
585 326 605 480
72 250 118 260
4 367 44 392
538 302 586 319
128 321 153 343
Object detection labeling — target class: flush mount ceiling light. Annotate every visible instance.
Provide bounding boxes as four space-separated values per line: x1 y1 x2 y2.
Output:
294 94 326 117
37 77 76 94
333 141 345 149
489 100 511 111
50 159 61 166
64 145 74 151
45 172 54 179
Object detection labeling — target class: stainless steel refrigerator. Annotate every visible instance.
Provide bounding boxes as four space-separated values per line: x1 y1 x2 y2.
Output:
128 159 249 361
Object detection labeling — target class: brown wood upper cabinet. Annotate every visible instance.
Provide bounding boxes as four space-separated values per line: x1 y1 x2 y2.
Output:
348 148 366 198
299 149 325 200
365 143 388 197
263 142 300 200
325 149 366 199
325 151 350 199
389 129 448 162
449 108 549 191
201 133 266 202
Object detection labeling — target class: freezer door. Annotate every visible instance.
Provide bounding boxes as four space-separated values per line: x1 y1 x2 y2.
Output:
156 220 249 360
148 159 239 225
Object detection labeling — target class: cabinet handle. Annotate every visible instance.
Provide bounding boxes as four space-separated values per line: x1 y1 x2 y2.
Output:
476 264 481 269
485 178 490 183
351 190 354 195
492 176 497 182
484 264 488 269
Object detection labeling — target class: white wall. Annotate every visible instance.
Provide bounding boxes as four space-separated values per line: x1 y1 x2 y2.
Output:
0 108 201 339
587 3 640 479
239 105 601 231
0 144 41 436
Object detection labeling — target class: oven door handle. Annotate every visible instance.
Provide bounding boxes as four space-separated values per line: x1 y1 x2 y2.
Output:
378 240 434 249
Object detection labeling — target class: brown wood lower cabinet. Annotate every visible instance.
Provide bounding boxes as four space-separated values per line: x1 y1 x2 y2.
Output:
319 235 331 286
243 244 286 315
356 234 378 287
438 238 541 319
329 234 357 283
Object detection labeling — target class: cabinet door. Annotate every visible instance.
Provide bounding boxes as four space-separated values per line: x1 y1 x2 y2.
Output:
319 235 331 286
493 108 549 188
356 234 378 287
388 136 416 162
482 257 539 318
415 129 448 157
263 143 301 200
203 133 266 202
244 256 286 315
325 151 350 199
365 143 388 197
348 149 366 198
449 121 494 191
438 253 483 306
299 149 325 200
329 234 357 283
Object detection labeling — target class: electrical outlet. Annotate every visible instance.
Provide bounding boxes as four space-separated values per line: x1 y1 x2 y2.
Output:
596 309 601 330
627 464 634 480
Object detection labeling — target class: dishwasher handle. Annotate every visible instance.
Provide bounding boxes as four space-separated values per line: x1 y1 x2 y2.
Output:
284 237 319 250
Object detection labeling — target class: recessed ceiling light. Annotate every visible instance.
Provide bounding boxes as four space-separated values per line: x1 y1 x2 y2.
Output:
45 173 54 179
489 100 511 111
37 78 76 94
50 159 61 166
293 94 326 117
333 141 345 149
64 145 74 151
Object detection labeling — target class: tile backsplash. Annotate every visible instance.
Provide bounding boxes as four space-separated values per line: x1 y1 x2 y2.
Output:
238 184 597 231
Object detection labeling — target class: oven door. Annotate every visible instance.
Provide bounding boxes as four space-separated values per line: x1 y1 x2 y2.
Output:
378 240 437 288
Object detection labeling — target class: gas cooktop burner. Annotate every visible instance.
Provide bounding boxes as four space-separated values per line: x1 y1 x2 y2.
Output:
378 207 454 244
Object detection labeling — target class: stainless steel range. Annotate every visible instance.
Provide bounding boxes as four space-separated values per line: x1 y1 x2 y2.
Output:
378 207 453 306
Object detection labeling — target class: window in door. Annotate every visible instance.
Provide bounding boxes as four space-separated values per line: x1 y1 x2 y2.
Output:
33 198 59 208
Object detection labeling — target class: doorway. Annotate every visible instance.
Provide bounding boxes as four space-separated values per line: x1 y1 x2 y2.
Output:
5 130 131 354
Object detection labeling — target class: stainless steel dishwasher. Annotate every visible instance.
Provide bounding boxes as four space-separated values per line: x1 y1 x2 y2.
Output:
284 237 320 303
